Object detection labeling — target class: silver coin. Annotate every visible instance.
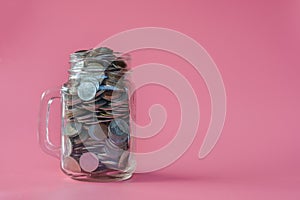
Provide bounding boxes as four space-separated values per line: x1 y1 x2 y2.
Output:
70 50 89 60
77 82 97 101
80 76 99 90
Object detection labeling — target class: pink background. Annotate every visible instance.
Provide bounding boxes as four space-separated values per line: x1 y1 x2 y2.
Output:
1 0 300 199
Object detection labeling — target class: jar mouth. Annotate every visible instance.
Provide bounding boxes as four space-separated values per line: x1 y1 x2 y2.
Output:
69 47 130 74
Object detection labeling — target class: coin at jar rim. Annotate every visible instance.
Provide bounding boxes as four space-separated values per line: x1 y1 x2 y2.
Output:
79 152 100 172
64 122 82 137
63 156 81 173
87 47 112 58
71 49 89 59
77 82 97 101
94 47 113 55
63 136 72 157
72 60 85 69
88 123 108 141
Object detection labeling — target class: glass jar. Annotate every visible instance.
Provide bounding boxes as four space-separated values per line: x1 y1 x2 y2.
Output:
38 47 135 182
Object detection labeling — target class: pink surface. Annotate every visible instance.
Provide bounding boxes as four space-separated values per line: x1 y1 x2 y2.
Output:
0 0 300 199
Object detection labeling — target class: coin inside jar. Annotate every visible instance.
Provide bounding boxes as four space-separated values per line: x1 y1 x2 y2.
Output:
79 152 100 172
88 123 108 141
80 75 100 90
63 156 81 173
108 119 129 146
64 122 82 137
77 81 97 101
108 118 129 136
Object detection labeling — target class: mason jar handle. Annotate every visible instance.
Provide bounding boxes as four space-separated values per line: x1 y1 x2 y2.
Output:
38 88 61 159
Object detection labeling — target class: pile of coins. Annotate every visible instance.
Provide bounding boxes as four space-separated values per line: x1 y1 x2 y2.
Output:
61 47 132 175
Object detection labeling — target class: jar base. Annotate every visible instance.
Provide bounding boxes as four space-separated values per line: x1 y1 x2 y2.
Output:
70 171 133 182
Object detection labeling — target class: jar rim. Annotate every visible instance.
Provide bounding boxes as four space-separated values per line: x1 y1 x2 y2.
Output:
68 49 131 74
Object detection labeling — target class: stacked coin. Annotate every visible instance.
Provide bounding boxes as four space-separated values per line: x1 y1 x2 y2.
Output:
62 47 131 174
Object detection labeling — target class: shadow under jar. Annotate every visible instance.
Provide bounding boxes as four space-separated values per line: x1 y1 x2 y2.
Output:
60 48 135 181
